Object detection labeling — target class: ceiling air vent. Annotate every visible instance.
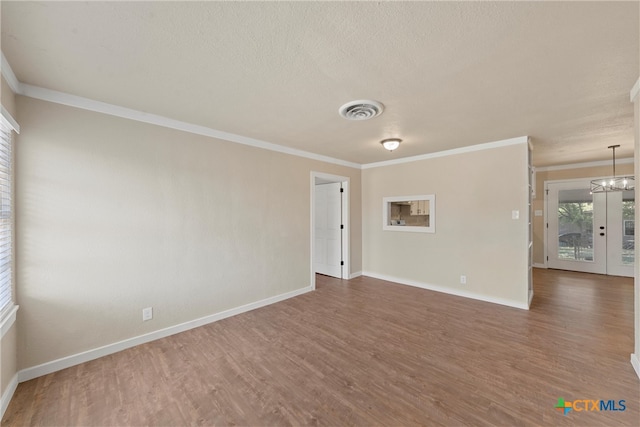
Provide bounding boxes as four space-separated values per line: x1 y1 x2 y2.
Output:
338 100 384 121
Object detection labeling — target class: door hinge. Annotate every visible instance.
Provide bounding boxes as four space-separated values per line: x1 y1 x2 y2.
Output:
546 223 548 228
547 256 549 261
341 261 344 266
340 224 344 229
340 188 344 193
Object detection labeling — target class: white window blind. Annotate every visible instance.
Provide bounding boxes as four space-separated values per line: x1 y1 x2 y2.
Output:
0 119 12 315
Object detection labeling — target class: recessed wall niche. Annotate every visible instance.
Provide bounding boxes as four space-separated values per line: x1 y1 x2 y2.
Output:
383 195 435 233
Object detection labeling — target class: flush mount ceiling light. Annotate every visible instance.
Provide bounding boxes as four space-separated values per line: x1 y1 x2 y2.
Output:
338 100 384 121
380 138 401 152
590 145 634 193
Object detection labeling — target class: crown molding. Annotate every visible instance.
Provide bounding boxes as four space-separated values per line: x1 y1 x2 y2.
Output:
535 157 634 172
2 50 530 171
361 136 529 169
9 44 625 172
1 52 23 95
20 84 361 169
2 50 359 169
631 77 640 103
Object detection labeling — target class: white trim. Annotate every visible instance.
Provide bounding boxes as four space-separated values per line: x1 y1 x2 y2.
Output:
631 353 640 380
536 157 634 173
9 79 532 172
361 136 529 169
0 305 18 339
310 176 316 290
1 106 20 134
631 77 640 103
310 172 351 286
530 165 536 199
17 286 312 383
19 84 361 170
528 289 534 308
349 271 362 279
533 263 547 269
543 182 548 267
0 53 532 173
0 53 22 95
0 373 18 419
362 271 529 310
341 180 350 281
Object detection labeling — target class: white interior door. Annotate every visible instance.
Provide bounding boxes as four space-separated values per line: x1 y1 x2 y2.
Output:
547 180 634 277
314 182 342 278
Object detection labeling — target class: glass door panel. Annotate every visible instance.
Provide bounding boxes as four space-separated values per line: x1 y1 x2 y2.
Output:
547 181 606 274
622 191 634 265
557 188 594 262
606 190 634 277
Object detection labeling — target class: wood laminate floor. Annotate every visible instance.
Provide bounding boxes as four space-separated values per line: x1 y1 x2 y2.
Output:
3 269 639 426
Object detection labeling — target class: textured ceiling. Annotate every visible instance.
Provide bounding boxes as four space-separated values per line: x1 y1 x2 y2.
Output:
1 1 638 166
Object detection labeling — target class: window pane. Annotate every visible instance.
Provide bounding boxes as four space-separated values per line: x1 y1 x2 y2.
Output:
557 189 593 262
622 190 634 265
0 124 11 314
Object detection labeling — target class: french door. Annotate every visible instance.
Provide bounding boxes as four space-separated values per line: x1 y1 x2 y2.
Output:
547 180 634 277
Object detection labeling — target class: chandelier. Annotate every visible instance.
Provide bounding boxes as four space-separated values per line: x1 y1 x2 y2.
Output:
590 145 634 193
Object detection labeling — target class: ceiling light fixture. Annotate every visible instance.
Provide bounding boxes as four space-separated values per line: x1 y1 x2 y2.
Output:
338 100 384 121
590 145 634 193
381 138 401 152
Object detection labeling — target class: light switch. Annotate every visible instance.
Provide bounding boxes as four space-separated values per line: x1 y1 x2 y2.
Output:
512 210 520 220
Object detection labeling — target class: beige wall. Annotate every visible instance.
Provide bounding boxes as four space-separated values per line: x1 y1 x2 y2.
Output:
532 162 634 266
15 96 361 370
0 74 18 403
1 325 17 393
362 143 530 307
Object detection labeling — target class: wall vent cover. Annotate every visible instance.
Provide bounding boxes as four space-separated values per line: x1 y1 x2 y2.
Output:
338 100 384 121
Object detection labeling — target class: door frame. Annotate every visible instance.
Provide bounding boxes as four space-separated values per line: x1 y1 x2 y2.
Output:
310 172 350 289
544 177 635 276
545 179 607 274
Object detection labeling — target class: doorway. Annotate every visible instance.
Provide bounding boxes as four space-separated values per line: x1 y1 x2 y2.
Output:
310 172 350 288
314 182 342 278
546 179 634 277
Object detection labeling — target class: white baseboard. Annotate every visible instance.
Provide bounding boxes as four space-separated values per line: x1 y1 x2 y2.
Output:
18 285 313 383
349 271 362 279
1 373 18 419
533 263 546 269
362 271 529 310
632 354 640 380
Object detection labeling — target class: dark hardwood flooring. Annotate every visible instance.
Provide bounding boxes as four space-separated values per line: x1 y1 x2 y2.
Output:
3 269 638 426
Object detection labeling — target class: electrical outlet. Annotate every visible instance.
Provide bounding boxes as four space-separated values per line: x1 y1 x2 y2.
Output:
512 210 520 220
142 307 153 321
460 275 467 285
